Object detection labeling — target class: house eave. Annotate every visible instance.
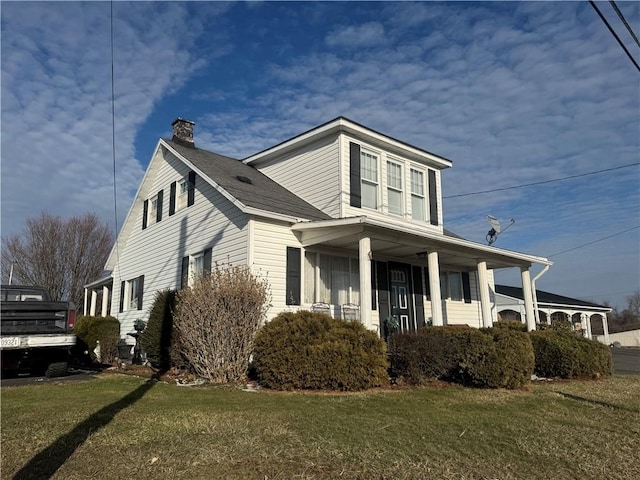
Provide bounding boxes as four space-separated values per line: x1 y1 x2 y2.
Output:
243 117 453 169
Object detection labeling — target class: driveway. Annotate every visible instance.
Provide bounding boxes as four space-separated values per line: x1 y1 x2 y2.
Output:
611 347 640 375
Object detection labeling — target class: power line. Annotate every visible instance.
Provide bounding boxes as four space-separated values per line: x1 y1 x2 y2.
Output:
609 1 640 48
549 225 640 257
589 0 640 72
110 0 121 284
443 162 639 199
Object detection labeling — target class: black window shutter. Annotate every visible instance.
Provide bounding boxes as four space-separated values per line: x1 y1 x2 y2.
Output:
349 142 361 208
156 190 163 223
371 260 377 311
428 169 438 226
181 256 189 289
462 271 472 304
412 266 426 328
376 261 390 335
187 171 196 207
137 275 144 310
203 248 212 279
285 247 301 305
142 200 148 230
169 182 176 216
119 281 125 313
424 268 431 300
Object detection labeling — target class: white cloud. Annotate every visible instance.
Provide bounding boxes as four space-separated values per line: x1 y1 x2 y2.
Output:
326 22 386 49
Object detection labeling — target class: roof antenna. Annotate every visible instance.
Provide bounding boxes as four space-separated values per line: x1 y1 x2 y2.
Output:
486 215 515 245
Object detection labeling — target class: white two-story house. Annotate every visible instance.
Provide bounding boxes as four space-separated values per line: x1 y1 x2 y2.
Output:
85 117 552 340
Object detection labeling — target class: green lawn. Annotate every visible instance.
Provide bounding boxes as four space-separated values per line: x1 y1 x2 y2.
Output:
2 374 639 479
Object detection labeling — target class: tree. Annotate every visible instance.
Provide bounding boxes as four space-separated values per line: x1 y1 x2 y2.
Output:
625 291 640 320
1 212 114 310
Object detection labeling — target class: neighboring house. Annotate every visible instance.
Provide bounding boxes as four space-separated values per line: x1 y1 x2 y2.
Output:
495 285 612 344
85 117 552 343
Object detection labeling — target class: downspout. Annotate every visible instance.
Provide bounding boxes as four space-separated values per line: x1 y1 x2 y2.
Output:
531 265 550 326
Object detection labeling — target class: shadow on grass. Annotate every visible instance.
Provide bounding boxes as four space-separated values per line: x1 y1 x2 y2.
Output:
13 376 160 480
554 391 639 413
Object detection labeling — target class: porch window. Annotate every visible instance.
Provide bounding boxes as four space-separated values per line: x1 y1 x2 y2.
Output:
361 151 379 210
410 168 426 221
386 160 403 216
305 252 360 305
440 271 463 301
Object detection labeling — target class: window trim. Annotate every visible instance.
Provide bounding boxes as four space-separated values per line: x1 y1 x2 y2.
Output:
386 159 404 216
410 167 426 222
360 149 380 210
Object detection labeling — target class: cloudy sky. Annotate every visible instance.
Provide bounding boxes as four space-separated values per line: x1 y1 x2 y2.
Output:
2 1 639 309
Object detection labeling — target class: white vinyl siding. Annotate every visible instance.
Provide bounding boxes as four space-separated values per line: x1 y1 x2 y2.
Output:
111 150 249 335
361 150 379 210
252 135 341 218
386 160 403 216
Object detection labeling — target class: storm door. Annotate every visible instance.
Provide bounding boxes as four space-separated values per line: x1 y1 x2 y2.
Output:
389 264 414 332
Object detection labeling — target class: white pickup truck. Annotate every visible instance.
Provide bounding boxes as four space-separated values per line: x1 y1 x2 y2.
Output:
1 285 76 377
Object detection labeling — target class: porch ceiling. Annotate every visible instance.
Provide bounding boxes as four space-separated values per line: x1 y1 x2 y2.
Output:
292 219 551 271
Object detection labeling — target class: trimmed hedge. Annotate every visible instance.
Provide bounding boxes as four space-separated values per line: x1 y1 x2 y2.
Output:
391 326 534 389
140 289 178 370
529 330 612 379
252 311 389 391
74 315 120 364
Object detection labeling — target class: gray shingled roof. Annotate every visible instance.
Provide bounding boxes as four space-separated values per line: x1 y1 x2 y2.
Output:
165 140 332 222
495 285 608 309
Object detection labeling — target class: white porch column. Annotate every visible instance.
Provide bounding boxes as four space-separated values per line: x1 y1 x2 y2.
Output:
521 266 536 331
583 313 593 340
101 285 110 317
359 235 373 331
90 290 98 317
476 260 493 328
83 288 88 316
427 251 443 326
602 314 611 345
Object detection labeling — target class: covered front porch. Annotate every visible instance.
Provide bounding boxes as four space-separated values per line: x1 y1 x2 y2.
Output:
291 216 552 335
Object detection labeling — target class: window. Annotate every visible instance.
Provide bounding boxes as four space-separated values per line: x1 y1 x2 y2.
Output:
149 195 159 225
189 252 204 286
181 248 212 289
120 275 144 312
439 271 463 301
361 151 379 209
386 160 404 216
305 252 360 305
410 168 426 221
177 178 189 210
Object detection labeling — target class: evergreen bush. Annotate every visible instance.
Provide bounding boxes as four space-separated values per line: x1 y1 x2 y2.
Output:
252 311 389 391
140 289 178 371
529 330 612 379
74 315 120 364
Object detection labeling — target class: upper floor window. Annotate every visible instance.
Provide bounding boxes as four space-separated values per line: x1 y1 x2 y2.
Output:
177 178 189 210
387 161 404 216
169 171 196 216
410 168 426 221
142 190 163 230
361 151 379 210
149 195 159 225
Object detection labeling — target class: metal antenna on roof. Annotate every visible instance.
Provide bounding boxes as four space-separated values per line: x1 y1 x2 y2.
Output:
486 215 515 245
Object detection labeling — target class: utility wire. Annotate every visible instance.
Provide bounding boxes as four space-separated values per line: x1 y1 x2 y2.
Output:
110 0 121 284
589 0 640 72
609 1 640 48
549 225 639 257
443 162 639 199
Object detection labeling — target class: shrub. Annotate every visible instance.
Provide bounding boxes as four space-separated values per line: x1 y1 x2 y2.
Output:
173 264 270 383
74 315 120 365
492 320 527 332
252 311 389 391
140 289 178 371
391 326 534 389
529 330 612 379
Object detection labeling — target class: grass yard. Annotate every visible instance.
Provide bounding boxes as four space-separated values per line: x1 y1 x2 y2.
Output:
1 374 639 480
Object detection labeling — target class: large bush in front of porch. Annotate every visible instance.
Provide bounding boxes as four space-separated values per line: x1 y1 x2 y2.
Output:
252 311 389 391
390 326 534 389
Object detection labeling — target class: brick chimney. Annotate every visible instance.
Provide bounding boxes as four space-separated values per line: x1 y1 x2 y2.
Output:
171 117 195 148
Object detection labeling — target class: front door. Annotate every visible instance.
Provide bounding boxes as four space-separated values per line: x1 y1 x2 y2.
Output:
389 265 414 332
